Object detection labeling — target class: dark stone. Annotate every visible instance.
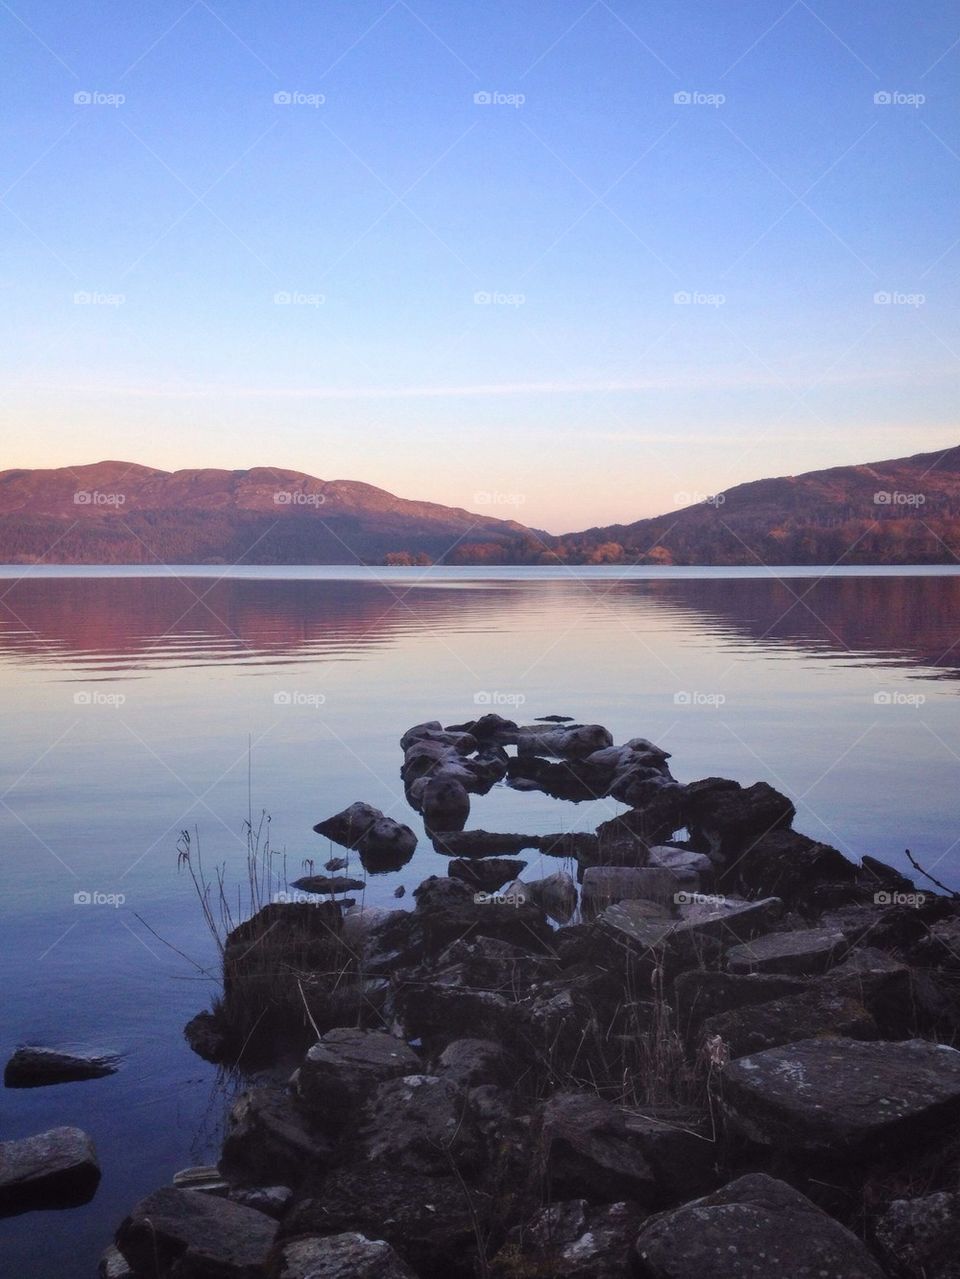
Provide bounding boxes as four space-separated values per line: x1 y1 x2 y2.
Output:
295 1028 420 1130
491 1199 645 1278
702 987 877 1058
722 1037 960 1156
421 775 471 831
434 1038 514 1088
726 828 858 910
116 1187 277 1278
506 755 615 801
822 947 915 1037
220 1087 333 1184
540 1093 715 1207
634 1172 886 1278
874 1190 960 1279
274 1233 418 1279
725 927 846 976
448 857 528 891
355 1073 483 1173
673 970 809 1039
313 801 417 859
433 830 540 857
291 875 365 894
184 1010 228 1063
4 1045 119 1088
685 778 795 860
0 1126 101 1216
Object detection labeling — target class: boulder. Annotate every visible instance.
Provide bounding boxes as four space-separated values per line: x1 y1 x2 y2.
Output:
0 1126 100 1215
722 1037 960 1156
823 947 916 1036
355 1073 482 1173
516 723 613 759
290 875 365 894
673 970 809 1039
448 857 528 891
725 927 846 976
524 870 579 923
491 1199 645 1278
230 1184 293 1218
702 987 877 1057
507 754 616 801
274 1233 418 1279
725 828 858 909
685 779 795 860
634 1172 887 1278
184 1010 228 1063
295 1028 420 1129
399 720 443 749
647 845 713 877
434 829 540 857
4 1045 119 1088
313 802 417 859
874 1190 960 1279
116 1187 277 1277
220 1087 333 1184
421 775 471 830
600 895 781 952
540 1092 714 1207
434 1038 513 1088
582 866 692 913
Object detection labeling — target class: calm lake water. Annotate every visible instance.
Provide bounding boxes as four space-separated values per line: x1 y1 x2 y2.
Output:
2 565 960 1277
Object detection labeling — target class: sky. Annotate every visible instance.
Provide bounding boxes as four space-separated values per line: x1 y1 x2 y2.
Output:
1 0 958 533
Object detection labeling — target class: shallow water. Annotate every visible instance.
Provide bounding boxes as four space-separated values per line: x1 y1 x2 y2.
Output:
1 565 959 1276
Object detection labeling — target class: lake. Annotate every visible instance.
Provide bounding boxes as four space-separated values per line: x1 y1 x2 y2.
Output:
1 565 959 1276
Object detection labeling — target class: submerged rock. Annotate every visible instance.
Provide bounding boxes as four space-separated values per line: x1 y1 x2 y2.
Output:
4 1045 119 1088
634 1172 886 1278
116 1187 277 1277
0 1126 101 1216
291 874 365 894
722 1037 960 1156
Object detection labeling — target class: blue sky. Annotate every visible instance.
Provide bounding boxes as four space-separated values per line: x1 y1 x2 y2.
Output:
1 0 958 531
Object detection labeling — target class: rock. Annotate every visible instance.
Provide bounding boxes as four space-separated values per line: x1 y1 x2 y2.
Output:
685 778 795 860
400 720 443 749
230 1184 293 1218
600 895 781 951
116 1187 277 1277
582 866 690 913
725 927 846 976
433 829 540 857
535 713 576 722
537 831 601 859
295 1028 420 1129
634 1172 887 1278
324 856 349 871
291 875 365 894
421 775 471 831
220 1087 334 1184
184 1009 228 1062
4 1045 119 1087
491 1199 645 1278
674 969 809 1037
314 801 417 859
874 1190 960 1279
596 789 686 849
435 1038 513 1088
722 1037 960 1156
540 1093 714 1207
726 828 858 909
99 1244 134 1278
274 1233 418 1279
448 857 528 891
405 875 554 956
702 987 877 1057
0 1126 100 1215
516 723 614 759
524 870 579 923
823 947 915 1036
356 1073 482 1173
647 845 714 877
506 755 615 801
172 1165 229 1194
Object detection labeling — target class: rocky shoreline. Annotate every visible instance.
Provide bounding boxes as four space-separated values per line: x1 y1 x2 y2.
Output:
6 713 960 1277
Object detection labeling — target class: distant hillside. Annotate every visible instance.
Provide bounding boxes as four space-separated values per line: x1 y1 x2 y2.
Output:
551 446 960 566
0 462 533 565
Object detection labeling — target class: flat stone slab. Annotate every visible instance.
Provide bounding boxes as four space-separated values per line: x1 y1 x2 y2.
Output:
723 1037 960 1155
601 895 781 950
116 1187 277 1277
4 1045 120 1087
726 927 846 976
0 1126 101 1215
275 1232 418 1278
634 1172 886 1278
295 1028 420 1128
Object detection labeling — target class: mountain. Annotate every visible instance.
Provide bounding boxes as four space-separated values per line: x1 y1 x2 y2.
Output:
2 447 960 566
0 462 535 565
550 446 960 566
